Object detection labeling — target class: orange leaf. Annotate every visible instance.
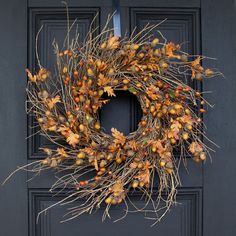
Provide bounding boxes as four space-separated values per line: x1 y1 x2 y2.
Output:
104 86 116 97
107 35 120 50
66 131 80 147
46 95 61 110
111 128 126 145
57 148 69 158
25 69 37 82
97 73 110 86
189 142 203 154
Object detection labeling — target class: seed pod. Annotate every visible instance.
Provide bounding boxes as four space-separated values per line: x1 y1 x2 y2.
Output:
105 197 112 204
94 122 101 130
151 38 159 47
160 160 166 167
123 79 130 84
200 152 206 160
77 152 86 159
186 124 192 130
182 132 189 140
79 124 85 132
100 42 107 49
116 158 122 164
205 68 214 77
87 68 94 77
132 180 139 188
99 160 107 168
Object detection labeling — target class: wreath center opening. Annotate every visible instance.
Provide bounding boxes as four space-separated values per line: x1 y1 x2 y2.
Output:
99 90 142 136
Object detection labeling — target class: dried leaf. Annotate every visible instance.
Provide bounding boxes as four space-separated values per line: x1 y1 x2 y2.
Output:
189 142 203 154
66 131 80 147
25 69 37 82
107 35 120 50
58 125 70 136
111 128 126 145
97 73 110 86
46 95 61 110
57 148 69 158
104 86 116 97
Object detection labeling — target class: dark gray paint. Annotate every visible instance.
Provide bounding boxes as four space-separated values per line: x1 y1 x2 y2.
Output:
0 0 235 235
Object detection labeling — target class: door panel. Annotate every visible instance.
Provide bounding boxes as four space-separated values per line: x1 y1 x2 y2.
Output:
29 189 201 236
1 0 236 236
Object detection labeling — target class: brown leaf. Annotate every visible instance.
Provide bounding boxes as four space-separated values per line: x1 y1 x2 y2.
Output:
66 131 80 147
25 69 37 82
46 95 61 110
97 73 110 86
57 148 69 158
189 142 203 154
58 125 70 136
104 86 116 97
107 35 120 50
111 128 126 145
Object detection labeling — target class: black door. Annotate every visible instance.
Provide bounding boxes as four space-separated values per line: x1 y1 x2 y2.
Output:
0 0 235 235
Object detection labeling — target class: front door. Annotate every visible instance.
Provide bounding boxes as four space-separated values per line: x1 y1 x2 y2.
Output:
0 0 235 235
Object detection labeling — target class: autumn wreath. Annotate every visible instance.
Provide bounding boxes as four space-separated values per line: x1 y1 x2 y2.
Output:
7 15 220 224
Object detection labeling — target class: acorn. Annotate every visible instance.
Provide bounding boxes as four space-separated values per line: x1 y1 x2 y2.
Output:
160 160 166 167
123 79 130 84
108 68 115 76
150 105 155 113
37 117 44 123
139 182 145 187
62 66 68 73
99 160 107 168
186 124 193 130
131 44 139 50
105 197 112 204
136 83 142 88
169 108 176 115
79 124 85 132
76 159 84 165
132 180 139 188
200 152 206 160
141 120 147 126
116 158 122 164
100 42 107 49
200 108 206 113
151 38 159 47
182 132 189 140
94 121 101 130
151 146 157 153
170 138 176 144
107 153 114 161
77 152 86 159
185 109 191 115
87 68 94 77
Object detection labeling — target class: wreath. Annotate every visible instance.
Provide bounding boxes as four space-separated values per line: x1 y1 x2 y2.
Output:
7 15 220 224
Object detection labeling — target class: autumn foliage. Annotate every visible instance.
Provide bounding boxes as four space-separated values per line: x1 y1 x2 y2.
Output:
20 15 220 224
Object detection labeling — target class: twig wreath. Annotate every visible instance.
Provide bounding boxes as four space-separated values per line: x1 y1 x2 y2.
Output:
5 12 221 224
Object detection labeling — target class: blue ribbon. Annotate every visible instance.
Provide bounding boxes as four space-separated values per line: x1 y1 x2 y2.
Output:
112 0 121 36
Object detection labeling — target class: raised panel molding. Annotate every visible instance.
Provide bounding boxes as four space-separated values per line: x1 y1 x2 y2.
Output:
130 8 201 90
29 188 202 236
27 8 100 159
130 8 200 54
